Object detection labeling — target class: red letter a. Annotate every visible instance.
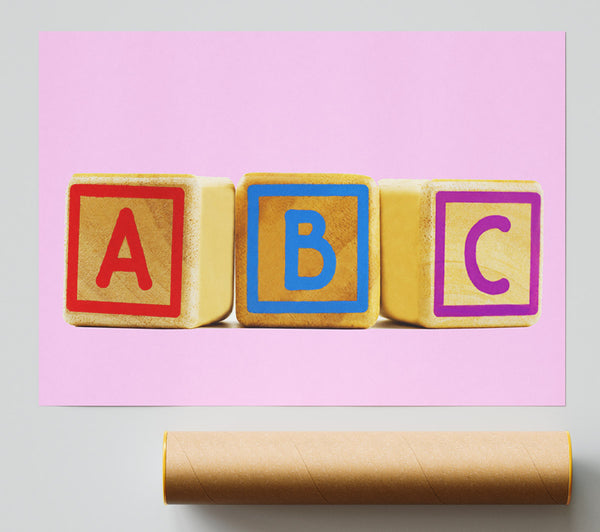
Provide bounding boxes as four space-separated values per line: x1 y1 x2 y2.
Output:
96 208 153 290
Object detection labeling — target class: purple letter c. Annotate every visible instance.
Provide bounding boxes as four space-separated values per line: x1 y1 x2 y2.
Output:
464 215 511 295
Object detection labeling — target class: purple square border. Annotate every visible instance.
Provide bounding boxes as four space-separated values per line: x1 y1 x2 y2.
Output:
434 190 541 317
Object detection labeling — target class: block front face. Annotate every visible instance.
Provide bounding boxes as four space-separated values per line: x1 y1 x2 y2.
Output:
67 185 184 317
65 174 235 328
237 174 379 328
434 190 541 318
380 180 542 328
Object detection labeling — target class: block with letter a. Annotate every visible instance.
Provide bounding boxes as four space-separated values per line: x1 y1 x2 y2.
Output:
380 179 542 328
235 173 380 328
64 174 234 328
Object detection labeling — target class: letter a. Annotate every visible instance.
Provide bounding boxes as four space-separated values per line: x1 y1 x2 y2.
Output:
96 208 153 290
284 209 336 290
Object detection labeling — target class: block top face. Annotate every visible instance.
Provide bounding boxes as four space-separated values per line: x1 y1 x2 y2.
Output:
379 178 540 190
71 173 231 188
424 178 542 194
426 180 542 321
236 173 379 327
241 172 374 186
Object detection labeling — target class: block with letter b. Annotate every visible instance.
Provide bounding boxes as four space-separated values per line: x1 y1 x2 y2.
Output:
64 174 234 328
380 179 542 328
236 173 380 328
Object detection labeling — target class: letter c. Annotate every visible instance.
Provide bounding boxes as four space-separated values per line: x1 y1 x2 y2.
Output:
464 215 511 295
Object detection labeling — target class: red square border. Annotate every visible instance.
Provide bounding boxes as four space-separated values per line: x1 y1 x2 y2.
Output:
66 184 185 317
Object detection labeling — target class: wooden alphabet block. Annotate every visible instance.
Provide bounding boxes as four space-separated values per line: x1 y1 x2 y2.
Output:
236 173 380 328
380 179 542 328
64 174 234 328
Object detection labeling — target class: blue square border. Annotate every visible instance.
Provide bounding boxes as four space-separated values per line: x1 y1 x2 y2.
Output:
247 183 370 314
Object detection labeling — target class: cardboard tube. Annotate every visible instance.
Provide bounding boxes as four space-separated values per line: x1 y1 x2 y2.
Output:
163 431 572 505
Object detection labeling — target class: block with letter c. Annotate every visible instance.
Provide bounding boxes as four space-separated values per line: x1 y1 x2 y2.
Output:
236 173 380 328
380 179 542 328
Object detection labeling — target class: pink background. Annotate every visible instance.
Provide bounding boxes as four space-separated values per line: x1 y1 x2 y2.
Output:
39 32 565 405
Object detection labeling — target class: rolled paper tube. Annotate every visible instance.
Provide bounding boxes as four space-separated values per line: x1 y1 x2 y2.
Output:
163 431 572 505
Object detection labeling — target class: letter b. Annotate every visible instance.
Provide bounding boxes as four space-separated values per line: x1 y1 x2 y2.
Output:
284 209 337 290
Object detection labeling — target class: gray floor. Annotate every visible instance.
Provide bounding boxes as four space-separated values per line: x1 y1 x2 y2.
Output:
2 1 599 530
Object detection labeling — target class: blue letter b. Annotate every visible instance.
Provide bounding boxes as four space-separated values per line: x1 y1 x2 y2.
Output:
284 209 336 290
